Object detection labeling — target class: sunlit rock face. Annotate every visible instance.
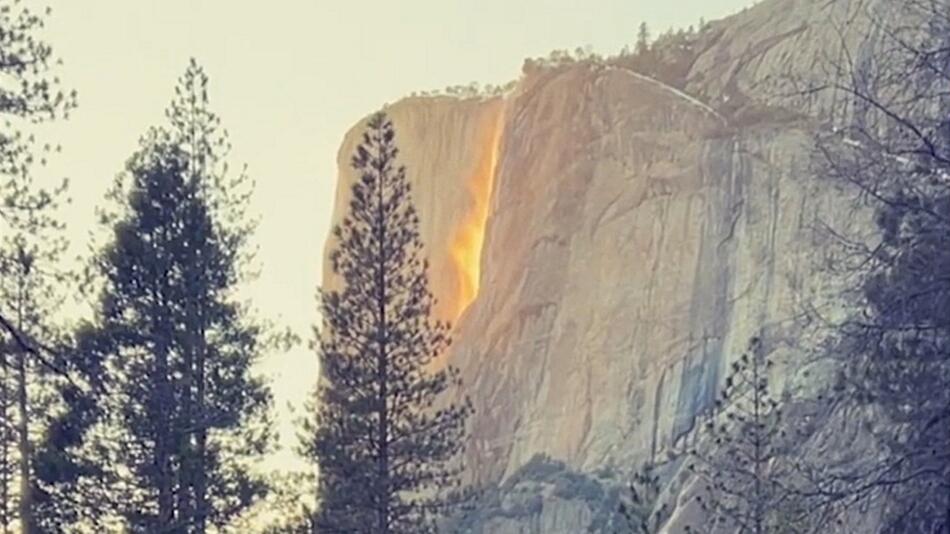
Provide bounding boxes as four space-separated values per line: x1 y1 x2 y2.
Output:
450 60 864 485
325 96 504 322
326 0 886 531
454 62 735 483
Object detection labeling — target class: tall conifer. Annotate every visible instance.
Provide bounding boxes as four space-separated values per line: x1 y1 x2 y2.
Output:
0 3 75 532
35 61 272 533
303 112 472 534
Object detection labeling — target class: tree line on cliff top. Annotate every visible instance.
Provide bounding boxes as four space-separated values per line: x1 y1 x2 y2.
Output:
410 17 713 101
3 0 950 532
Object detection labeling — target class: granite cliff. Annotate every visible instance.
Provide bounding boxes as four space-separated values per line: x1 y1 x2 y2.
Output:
325 0 897 531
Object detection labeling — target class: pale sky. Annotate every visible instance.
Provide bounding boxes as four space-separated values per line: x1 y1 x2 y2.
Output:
35 0 755 470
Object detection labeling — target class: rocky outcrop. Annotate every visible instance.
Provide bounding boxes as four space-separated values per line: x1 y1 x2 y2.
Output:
324 0 887 531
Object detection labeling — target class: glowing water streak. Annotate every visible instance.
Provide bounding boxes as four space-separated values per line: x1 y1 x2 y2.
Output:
448 107 505 321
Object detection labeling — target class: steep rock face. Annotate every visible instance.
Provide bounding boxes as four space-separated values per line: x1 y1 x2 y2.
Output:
326 96 504 321
324 0 880 530
451 61 861 487
684 0 887 124
454 62 733 483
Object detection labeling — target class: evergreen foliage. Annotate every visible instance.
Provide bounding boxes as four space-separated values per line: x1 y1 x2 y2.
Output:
0 173 69 533
0 0 75 189
814 0 950 529
33 61 273 533
302 112 472 534
686 338 793 534
618 464 666 534
0 2 75 530
635 23 651 56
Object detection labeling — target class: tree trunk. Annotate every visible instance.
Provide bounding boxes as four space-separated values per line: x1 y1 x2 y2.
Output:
15 280 31 534
155 350 174 530
194 317 207 534
15 347 30 534
376 157 390 534
186 86 208 534
1 344 10 534
154 282 175 531
178 316 194 531
752 353 762 534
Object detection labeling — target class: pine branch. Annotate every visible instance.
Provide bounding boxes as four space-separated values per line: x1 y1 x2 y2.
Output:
0 311 70 381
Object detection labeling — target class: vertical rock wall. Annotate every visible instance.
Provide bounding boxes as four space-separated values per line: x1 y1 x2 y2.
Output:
324 0 887 530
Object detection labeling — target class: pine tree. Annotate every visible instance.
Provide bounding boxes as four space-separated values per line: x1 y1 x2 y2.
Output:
0 2 75 532
619 463 667 533
161 59 268 534
0 0 75 185
35 61 272 533
0 0 76 360
302 112 472 534
635 22 651 56
686 338 792 534
31 322 109 533
0 176 69 534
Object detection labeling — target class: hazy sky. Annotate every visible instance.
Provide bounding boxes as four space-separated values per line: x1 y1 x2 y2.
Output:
35 0 754 470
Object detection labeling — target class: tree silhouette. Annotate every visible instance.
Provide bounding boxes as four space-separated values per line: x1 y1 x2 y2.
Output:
686 338 794 534
303 112 472 534
0 2 76 531
34 62 273 533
